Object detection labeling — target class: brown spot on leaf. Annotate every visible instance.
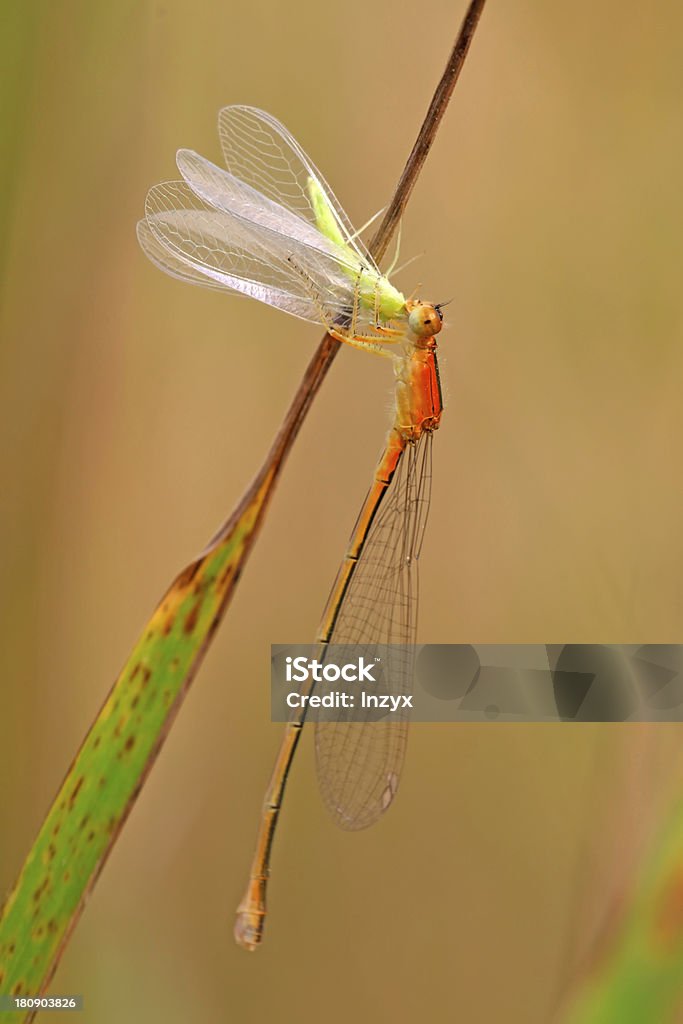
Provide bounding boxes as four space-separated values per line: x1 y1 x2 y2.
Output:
12 982 23 996
125 736 135 752
183 601 201 634
163 614 176 635
69 776 84 807
177 560 201 588
87 831 96 842
131 695 139 709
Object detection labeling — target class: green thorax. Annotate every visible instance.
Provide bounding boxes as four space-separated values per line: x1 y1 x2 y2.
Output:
307 176 405 323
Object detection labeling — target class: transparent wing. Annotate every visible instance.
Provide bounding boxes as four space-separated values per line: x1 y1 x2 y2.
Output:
177 148 348 258
315 433 434 830
139 180 362 325
217 105 379 274
136 219 229 292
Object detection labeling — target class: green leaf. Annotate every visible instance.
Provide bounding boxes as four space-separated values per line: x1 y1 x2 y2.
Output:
0 466 277 1021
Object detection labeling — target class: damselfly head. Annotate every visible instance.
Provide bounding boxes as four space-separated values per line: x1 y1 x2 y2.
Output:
406 300 444 340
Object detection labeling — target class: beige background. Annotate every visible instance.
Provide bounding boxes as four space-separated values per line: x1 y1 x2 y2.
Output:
2 2 683 1021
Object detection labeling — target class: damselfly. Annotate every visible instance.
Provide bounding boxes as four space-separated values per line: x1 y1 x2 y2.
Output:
137 106 446 949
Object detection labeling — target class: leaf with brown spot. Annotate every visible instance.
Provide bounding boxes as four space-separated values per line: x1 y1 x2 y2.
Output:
0 462 288 1014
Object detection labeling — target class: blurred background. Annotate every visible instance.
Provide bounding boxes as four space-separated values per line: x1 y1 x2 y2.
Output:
2 1 683 1021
